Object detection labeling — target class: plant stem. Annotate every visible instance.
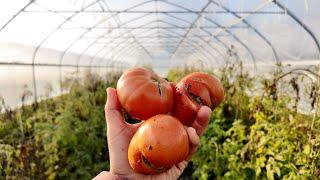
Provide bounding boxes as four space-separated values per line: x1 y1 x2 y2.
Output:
311 66 320 131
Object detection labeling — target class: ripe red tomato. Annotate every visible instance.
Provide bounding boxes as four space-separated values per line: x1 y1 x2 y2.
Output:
172 72 224 126
117 68 174 120
128 114 189 174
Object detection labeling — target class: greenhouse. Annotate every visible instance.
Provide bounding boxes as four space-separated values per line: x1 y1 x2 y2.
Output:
0 0 319 179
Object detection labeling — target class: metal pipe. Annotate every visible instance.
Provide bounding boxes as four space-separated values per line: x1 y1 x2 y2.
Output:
273 0 320 58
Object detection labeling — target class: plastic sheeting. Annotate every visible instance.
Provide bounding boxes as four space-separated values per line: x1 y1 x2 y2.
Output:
0 0 320 108
0 0 319 67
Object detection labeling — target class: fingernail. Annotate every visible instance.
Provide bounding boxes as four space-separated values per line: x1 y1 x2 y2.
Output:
201 106 211 112
187 127 196 133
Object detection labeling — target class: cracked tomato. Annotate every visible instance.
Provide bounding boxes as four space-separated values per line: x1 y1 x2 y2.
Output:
116 67 174 120
172 72 224 126
128 114 189 174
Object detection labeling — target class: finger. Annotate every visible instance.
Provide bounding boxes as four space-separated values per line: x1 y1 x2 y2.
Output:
162 160 188 179
105 88 126 129
191 106 212 136
186 127 200 160
175 160 188 173
187 127 200 146
105 87 121 111
186 146 199 161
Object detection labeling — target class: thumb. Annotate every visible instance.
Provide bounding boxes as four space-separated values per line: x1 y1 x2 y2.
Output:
105 87 126 129
191 106 212 136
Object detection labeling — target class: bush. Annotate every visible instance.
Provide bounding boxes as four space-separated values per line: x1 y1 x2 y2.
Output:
1 66 319 179
168 64 320 179
0 72 118 179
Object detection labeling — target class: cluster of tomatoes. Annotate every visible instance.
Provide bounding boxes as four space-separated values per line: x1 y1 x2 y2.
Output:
116 67 224 174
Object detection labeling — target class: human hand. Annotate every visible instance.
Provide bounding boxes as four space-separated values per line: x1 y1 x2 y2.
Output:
93 87 212 180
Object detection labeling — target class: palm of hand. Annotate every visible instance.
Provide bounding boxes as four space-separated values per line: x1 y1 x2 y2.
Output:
99 88 211 180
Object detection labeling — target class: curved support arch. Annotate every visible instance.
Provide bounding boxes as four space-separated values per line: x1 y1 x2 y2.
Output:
100 0 154 60
90 28 222 67
159 29 225 59
63 13 152 67
103 28 222 64
116 44 212 67
32 0 102 64
179 43 217 63
0 0 39 104
98 33 217 65
159 23 225 59
273 0 320 58
167 0 212 59
88 20 225 67
164 28 225 61
121 37 217 62
202 18 256 64
114 42 214 67
0 0 35 31
209 0 279 62
161 0 252 65
97 31 218 66
89 27 160 65
163 12 256 65
89 28 154 64
157 19 231 56
116 46 153 64
142 20 226 60
77 14 156 68
85 35 213 69
59 0 155 66
114 45 138 60
159 0 230 58
64 13 151 66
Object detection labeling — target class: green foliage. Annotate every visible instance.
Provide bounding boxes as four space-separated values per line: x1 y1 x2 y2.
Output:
1 65 319 180
0 72 118 179
167 66 205 84
173 62 320 180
